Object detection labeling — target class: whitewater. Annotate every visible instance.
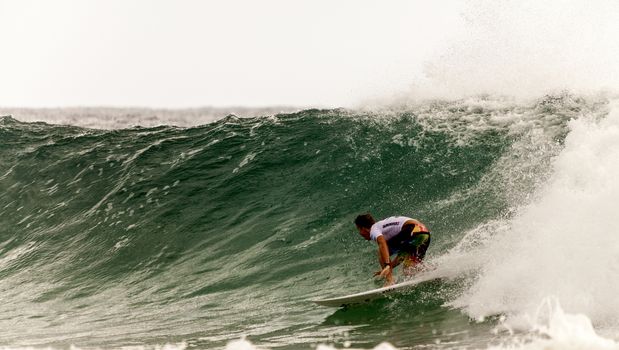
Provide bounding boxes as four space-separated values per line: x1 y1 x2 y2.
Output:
1 93 619 350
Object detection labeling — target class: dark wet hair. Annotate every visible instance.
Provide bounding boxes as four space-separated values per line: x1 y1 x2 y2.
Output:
354 213 375 228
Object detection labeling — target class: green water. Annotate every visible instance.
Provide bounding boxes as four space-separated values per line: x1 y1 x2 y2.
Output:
0 94 609 349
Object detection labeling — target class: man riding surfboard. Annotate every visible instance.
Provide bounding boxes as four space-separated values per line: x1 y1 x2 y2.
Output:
354 213 431 286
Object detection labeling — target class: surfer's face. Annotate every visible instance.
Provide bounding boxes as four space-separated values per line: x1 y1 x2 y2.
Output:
356 225 371 240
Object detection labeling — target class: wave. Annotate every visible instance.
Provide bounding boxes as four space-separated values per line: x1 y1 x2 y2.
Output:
0 93 615 348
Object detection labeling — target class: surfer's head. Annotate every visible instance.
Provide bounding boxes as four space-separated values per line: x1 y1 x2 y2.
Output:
354 213 375 240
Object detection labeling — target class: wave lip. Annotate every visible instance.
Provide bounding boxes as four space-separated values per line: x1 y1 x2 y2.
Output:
0 106 302 129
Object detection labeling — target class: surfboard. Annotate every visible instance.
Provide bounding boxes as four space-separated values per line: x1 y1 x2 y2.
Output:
312 272 443 307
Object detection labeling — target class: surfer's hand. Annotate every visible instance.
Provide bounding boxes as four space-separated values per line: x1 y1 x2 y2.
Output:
379 266 394 286
378 265 391 278
373 264 390 277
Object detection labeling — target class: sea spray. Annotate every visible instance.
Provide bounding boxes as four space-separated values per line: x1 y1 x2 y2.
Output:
486 298 619 350
448 101 619 328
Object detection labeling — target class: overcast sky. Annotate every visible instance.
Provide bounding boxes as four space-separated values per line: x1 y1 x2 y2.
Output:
3 1 619 109
0 0 464 108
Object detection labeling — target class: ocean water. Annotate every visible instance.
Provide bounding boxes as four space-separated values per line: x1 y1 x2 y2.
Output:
1 93 619 350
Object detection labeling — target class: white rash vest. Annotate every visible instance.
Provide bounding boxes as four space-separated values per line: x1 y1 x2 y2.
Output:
369 216 414 241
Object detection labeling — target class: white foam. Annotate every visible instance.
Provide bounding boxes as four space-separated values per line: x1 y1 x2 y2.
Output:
487 298 619 350
225 338 259 350
0 344 187 350
223 339 397 350
444 100 619 330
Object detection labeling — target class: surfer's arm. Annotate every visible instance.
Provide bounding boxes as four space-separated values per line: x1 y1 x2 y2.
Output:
374 236 394 285
373 248 386 276
376 235 391 268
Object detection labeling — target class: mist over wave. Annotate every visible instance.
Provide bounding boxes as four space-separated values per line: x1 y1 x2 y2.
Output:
362 0 619 106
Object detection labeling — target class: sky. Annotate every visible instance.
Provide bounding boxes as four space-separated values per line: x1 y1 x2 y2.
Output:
1 1 619 109
0 0 464 108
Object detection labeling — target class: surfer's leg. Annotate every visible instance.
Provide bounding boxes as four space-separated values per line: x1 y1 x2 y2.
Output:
396 251 419 277
401 233 431 276
397 252 412 276
412 233 430 260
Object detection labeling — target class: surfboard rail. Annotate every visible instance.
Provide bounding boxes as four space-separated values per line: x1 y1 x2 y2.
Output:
312 272 442 307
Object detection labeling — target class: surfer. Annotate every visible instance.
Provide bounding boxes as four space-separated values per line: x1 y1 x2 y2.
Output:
354 213 431 286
